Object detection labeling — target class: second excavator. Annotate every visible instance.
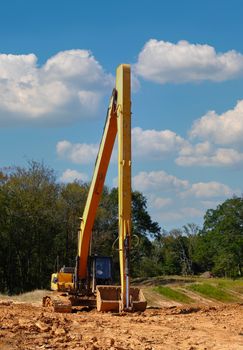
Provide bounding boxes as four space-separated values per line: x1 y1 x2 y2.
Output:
43 64 147 313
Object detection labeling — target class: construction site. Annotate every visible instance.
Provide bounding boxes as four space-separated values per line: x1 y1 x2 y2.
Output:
0 0 243 350
1 63 243 349
1 286 243 350
1 2 243 349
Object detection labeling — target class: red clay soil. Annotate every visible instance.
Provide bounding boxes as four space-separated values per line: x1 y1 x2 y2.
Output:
0 301 243 350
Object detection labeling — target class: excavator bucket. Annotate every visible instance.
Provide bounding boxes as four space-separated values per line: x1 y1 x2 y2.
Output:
96 285 147 312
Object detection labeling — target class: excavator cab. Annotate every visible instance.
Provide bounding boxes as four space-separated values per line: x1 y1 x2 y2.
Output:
90 256 112 287
50 257 112 293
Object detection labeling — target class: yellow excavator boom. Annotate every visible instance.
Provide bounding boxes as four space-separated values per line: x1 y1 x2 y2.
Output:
76 64 146 312
117 64 132 310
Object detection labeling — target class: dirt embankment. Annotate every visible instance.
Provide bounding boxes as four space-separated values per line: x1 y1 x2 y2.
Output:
1 301 243 350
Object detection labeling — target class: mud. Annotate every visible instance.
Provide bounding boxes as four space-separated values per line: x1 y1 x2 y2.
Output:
0 301 243 349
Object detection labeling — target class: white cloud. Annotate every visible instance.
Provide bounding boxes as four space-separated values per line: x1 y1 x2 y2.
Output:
56 120 243 169
179 141 212 157
131 168 238 228
133 170 189 192
43 50 111 86
135 39 243 83
132 127 186 158
0 50 112 125
56 140 71 155
132 170 205 227
176 143 243 167
155 207 204 225
201 200 220 209
56 140 98 164
133 170 236 200
56 127 186 166
59 169 88 183
181 181 236 199
149 195 173 209
131 72 141 92
174 100 243 167
190 100 243 145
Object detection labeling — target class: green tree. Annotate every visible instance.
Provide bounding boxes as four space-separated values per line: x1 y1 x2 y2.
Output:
151 224 200 276
130 191 161 277
90 188 161 278
0 161 60 293
0 171 9 292
195 197 243 277
0 161 162 293
55 182 89 267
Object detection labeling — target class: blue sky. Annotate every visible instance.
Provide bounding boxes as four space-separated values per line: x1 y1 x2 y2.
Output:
1 0 243 230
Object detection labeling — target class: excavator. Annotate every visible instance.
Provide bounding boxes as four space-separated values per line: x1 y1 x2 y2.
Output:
43 64 147 313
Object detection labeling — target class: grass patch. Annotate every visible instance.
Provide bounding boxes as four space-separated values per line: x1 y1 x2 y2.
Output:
216 279 243 294
188 283 238 302
154 286 194 303
0 290 51 304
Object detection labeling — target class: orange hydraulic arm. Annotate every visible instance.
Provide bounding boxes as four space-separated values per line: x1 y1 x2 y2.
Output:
76 64 132 310
77 89 118 280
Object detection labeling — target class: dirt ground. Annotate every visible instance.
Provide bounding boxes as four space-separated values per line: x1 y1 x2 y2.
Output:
0 301 243 350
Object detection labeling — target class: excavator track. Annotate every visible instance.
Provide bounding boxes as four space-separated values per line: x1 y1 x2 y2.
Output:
43 294 72 313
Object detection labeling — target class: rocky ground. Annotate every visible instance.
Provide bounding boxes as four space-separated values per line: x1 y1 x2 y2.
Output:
0 300 243 350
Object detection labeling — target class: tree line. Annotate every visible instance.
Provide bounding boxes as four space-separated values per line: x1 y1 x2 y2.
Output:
0 161 242 294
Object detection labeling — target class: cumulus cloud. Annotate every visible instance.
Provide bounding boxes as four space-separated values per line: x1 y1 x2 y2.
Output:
56 140 98 164
56 127 186 166
179 141 212 157
133 170 189 192
59 169 88 183
56 122 243 169
132 168 238 228
181 181 237 199
173 100 243 167
43 50 110 85
133 170 237 200
131 72 141 92
135 39 243 83
132 127 186 158
190 100 243 145
201 200 221 209
148 195 173 209
0 50 112 125
157 207 204 223
176 142 243 167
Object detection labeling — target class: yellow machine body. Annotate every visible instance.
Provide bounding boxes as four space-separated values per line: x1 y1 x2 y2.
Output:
51 273 74 292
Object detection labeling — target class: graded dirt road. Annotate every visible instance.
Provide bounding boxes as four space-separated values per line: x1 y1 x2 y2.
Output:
0 301 243 350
